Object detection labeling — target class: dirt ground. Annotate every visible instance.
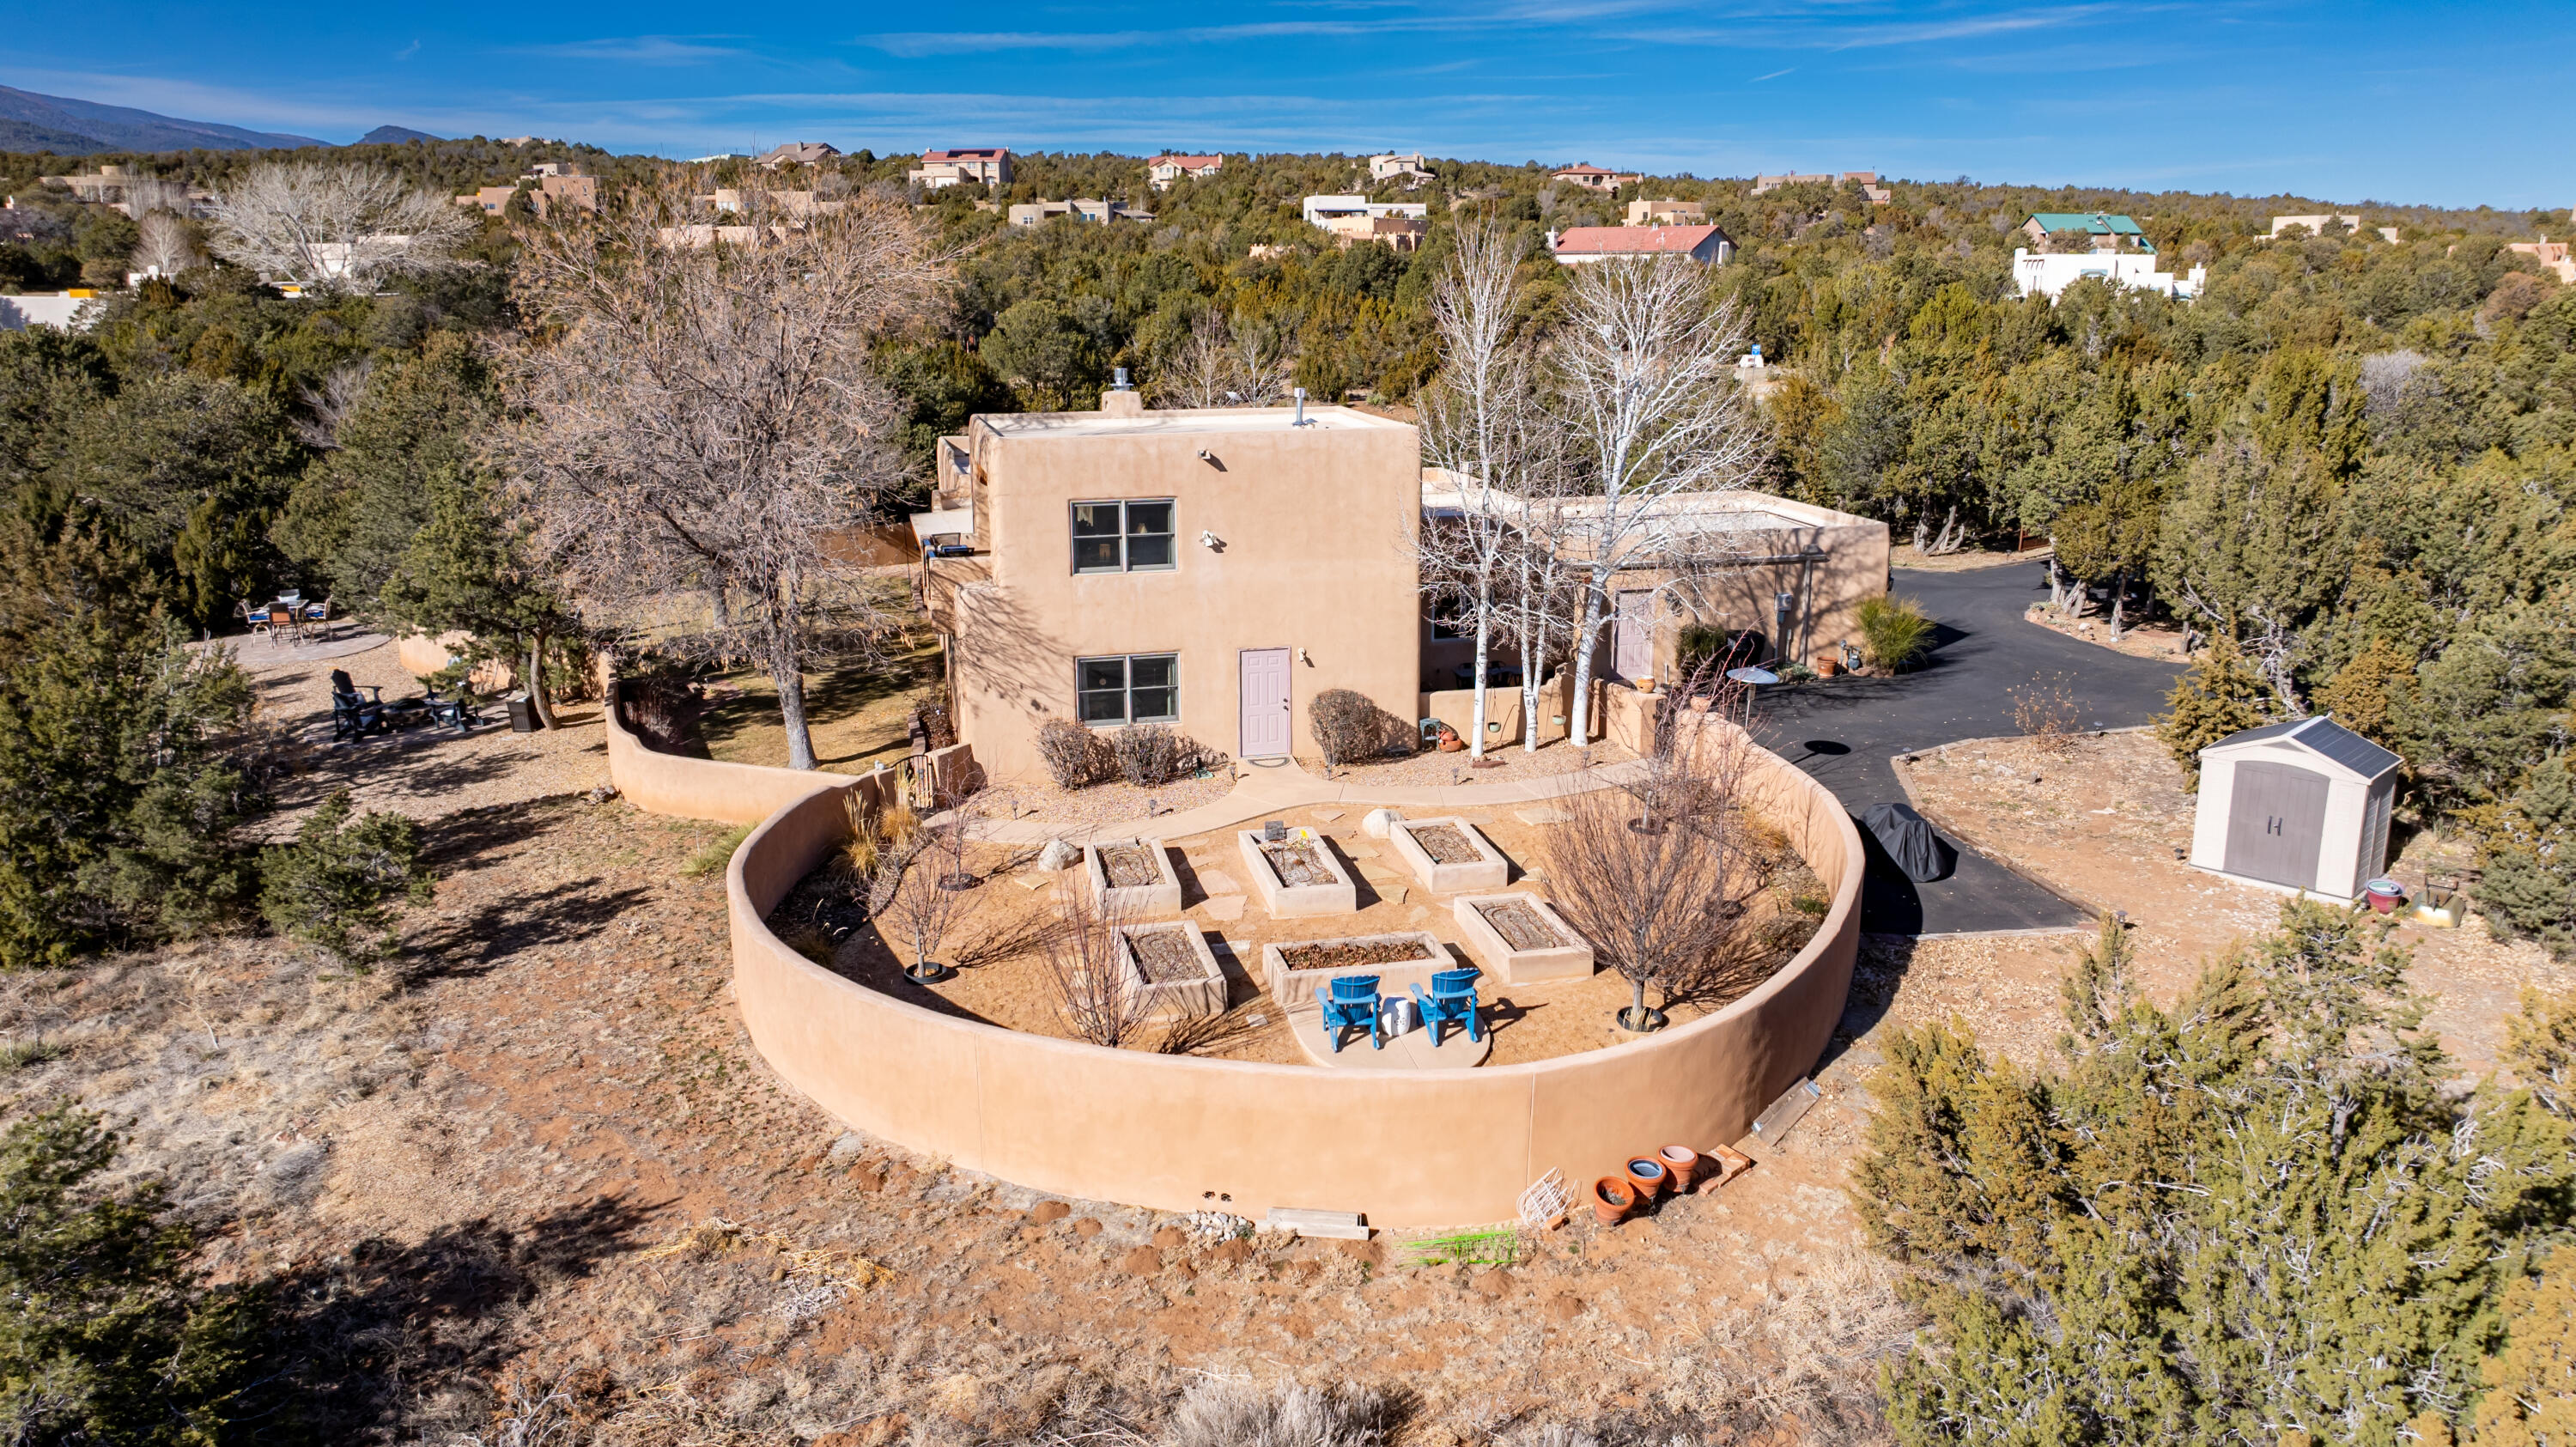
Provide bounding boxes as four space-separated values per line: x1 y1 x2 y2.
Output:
792 802 1826 1067
697 642 944 776
1884 543 2049 573
1 795 1911 1445
1898 727 2573 1076
2020 603 2190 663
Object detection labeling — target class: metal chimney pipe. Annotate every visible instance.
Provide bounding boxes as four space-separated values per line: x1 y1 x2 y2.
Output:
1113 366 1132 392
1293 386 1307 426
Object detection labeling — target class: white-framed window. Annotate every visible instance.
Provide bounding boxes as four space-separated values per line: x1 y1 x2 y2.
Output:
1071 499 1176 574
1077 654 1178 726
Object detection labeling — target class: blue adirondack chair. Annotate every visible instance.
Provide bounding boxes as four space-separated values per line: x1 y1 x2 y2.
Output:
1315 975 1383 1053
1409 967 1485 1046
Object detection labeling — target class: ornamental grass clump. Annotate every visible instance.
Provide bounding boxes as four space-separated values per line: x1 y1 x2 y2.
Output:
1856 594 1935 672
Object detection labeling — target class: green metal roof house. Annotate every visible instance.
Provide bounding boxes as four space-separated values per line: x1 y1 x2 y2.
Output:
2020 212 2154 252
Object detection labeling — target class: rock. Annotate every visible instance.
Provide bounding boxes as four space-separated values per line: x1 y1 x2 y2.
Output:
1027 1201 1071 1225
1016 873 1053 891
586 781 621 804
1200 895 1247 923
1376 885 1409 906
1362 808 1404 839
827 1132 867 1160
1151 1225 1188 1249
1120 1246 1163 1275
1037 840 1080 871
1072 1217 1104 1237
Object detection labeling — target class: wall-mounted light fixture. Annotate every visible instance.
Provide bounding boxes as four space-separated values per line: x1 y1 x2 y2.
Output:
1199 530 1224 551
1297 648 1313 666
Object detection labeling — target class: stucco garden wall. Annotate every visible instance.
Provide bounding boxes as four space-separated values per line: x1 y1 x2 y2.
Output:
720 712 1862 1227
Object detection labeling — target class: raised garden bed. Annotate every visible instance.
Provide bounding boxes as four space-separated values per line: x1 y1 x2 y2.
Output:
1259 929 1453 1001
1084 837 1182 917
1236 829 1358 918
1117 922 1227 1021
1452 893 1595 984
1388 816 1510 893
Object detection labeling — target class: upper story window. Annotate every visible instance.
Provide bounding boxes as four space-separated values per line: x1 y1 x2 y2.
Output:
1072 499 1176 574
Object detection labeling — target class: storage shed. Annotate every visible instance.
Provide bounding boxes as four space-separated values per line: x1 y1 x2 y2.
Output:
2189 716 2401 900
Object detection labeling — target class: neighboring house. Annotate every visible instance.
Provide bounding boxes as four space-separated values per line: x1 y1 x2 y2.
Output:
1552 164 1642 192
1752 172 1889 203
1368 152 1436 187
1625 198 1705 226
918 387 1424 782
705 188 847 220
1547 224 1735 266
2507 237 2576 283
756 141 842 169
43 164 213 216
0 291 102 331
1007 198 1152 227
908 147 1013 189
2011 247 2206 301
454 163 599 219
1303 195 1431 251
2018 211 2150 250
1145 154 1224 190
2269 213 2400 243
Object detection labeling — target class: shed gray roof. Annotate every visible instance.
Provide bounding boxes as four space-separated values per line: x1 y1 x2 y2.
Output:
2203 714 2401 780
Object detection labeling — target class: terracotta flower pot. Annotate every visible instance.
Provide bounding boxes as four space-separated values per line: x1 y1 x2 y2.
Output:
1625 1157 1670 1200
1657 1145 1703 1190
1813 655 1841 678
1591 1176 1637 1225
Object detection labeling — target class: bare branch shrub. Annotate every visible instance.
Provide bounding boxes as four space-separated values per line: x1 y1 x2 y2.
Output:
1656 1245 1916 1436
1153 310 1291 408
1036 715 1115 788
1159 1377 1395 1447
2010 672 2085 756
1546 706 1763 1028
206 161 472 291
1310 690 1407 769
866 792 981 978
499 176 946 769
131 209 202 277
1042 881 1153 1048
290 358 374 452
1111 723 1201 786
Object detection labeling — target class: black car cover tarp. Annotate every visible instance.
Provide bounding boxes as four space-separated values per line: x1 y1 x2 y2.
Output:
1861 802 1948 882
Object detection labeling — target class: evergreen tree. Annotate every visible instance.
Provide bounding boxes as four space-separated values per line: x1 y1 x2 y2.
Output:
2153 635 2275 787
2468 754 2576 958
375 465 579 726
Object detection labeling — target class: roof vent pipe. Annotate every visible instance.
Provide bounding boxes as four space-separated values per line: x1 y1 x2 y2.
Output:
1292 387 1308 426
1112 366 1133 392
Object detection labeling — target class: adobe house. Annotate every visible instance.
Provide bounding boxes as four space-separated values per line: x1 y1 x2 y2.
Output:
918 389 1423 783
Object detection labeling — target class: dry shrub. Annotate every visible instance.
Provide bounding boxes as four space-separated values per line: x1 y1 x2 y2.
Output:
1036 716 1115 788
1309 690 1408 769
2009 672 2085 757
1159 1377 1397 1447
1042 883 1153 1048
1112 723 1203 787
621 674 700 752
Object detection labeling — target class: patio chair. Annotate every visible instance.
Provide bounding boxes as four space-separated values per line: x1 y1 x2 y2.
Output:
1408 967 1485 1046
331 673 389 740
422 682 482 733
1315 975 1383 1054
239 599 273 640
300 595 333 639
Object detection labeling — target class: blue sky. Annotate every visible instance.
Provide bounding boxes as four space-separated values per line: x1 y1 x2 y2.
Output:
4 1 2569 208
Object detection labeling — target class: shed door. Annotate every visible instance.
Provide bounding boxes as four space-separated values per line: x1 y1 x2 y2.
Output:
2224 760 2330 891
1613 591 1655 682
1239 648 1291 759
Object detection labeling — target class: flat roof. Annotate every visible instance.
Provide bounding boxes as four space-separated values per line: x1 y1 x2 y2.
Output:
978 404 1410 439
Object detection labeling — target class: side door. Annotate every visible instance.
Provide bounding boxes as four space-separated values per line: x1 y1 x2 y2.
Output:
2223 760 2330 891
1613 591 1655 682
1238 648 1291 758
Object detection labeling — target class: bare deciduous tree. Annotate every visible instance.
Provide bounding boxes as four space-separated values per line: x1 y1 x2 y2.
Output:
1418 217 1559 760
290 358 374 452
206 162 472 292
866 798 980 982
130 209 202 277
1153 309 1291 408
1041 879 1156 1048
1543 693 1761 1031
500 178 947 769
1551 258 1765 745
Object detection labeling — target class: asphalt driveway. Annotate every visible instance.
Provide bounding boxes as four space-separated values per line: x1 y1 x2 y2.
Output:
1758 562 2184 935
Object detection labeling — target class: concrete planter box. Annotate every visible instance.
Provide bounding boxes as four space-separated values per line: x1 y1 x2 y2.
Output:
1085 838 1182 917
1260 929 1454 1002
1453 894 1595 984
1238 830 1358 918
1118 922 1227 1021
1389 817 1510 894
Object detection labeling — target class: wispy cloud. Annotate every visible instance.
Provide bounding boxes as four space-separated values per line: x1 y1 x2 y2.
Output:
1751 67 1795 82
395 40 420 61
509 35 748 64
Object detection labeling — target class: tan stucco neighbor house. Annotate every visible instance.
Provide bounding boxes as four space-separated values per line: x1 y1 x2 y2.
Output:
919 392 1425 784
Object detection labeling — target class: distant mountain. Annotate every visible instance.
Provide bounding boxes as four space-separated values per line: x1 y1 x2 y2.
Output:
0 86 327 155
357 125 440 144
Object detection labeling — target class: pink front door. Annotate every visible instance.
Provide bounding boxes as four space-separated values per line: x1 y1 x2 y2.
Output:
1239 648 1291 758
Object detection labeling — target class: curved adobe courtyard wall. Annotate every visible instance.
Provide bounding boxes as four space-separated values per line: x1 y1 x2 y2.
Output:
721 717 1864 1228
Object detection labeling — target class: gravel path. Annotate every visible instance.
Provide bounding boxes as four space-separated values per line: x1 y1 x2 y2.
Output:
238 639 614 836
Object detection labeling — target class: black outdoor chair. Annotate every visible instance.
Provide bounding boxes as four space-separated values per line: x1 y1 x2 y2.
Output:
422 683 483 733
329 669 391 741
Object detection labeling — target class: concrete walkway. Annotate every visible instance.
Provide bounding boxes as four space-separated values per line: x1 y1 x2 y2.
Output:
978 756 1650 847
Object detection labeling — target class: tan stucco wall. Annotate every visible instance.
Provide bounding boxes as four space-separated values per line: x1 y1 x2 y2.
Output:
603 679 869 825
721 714 1862 1226
934 407 1425 783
